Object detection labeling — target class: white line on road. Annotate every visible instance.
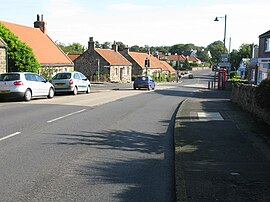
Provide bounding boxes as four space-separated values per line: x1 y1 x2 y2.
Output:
47 109 87 123
0 132 21 142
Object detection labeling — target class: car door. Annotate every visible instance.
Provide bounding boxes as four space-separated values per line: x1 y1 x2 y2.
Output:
25 73 39 96
79 73 88 90
74 73 84 92
35 74 49 95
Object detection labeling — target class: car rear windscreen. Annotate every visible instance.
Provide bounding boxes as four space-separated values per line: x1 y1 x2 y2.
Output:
53 73 71 80
0 74 20 81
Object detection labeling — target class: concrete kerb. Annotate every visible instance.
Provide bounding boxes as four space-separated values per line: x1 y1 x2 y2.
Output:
174 98 189 202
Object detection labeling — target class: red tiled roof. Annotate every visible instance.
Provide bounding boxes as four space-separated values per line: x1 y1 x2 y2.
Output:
187 56 201 62
0 21 73 65
129 52 162 69
160 61 175 73
96 48 132 66
167 54 186 61
68 53 81 61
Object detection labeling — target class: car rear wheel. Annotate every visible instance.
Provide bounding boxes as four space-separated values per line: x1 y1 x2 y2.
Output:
86 85 91 94
47 88 54 99
73 87 78 95
24 89 32 101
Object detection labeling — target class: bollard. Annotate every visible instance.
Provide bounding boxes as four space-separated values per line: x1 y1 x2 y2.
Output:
208 81 210 89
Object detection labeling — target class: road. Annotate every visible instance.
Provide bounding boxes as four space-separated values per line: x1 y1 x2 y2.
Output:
0 70 211 202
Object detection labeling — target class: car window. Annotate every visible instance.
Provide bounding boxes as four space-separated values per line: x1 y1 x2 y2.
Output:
74 73 81 80
0 74 20 81
35 75 46 82
136 76 148 81
79 73 87 80
53 73 71 80
25 74 35 81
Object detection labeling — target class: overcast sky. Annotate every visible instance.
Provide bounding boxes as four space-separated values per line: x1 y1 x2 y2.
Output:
1 0 270 51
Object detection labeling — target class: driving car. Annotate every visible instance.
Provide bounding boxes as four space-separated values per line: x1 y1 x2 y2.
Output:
133 75 155 90
51 71 91 95
0 72 55 101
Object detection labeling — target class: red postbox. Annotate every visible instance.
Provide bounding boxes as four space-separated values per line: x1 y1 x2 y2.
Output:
218 68 227 90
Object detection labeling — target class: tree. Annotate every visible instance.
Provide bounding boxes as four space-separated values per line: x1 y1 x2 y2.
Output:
55 41 85 54
229 43 252 70
0 23 40 72
207 40 226 64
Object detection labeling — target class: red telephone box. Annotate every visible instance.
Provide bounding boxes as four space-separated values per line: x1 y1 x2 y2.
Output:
218 68 227 90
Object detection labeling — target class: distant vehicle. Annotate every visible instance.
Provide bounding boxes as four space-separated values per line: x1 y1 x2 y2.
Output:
188 73 194 79
133 75 155 90
0 72 55 101
51 72 91 95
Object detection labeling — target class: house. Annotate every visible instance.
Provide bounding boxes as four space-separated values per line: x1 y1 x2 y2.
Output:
160 61 176 75
68 53 81 62
257 30 270 84
0 15 74 76
120 47 169 76
0 37 7 73
238 58 250 79
166 54 187 67
74 37 132 83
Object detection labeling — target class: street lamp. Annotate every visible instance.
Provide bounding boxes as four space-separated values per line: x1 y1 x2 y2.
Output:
214 14 227 52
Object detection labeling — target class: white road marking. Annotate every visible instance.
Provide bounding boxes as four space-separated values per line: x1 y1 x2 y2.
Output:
197 112 224 121
0 132 21 142
47 109 87 123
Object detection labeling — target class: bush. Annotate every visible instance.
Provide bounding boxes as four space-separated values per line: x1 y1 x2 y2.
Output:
228 77 248 84
255 78 270 111
230 71 238 78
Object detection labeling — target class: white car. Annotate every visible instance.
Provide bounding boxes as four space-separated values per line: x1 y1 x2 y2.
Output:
51 71 91 95
0 72 55 101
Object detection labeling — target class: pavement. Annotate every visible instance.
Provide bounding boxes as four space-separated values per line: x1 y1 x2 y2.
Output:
174 89 270 201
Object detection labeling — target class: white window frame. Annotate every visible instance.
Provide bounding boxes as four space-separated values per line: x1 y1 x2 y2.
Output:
265 38 270 52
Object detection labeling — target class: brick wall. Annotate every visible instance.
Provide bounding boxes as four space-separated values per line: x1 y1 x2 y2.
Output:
0 47 7 73
231 83 270 125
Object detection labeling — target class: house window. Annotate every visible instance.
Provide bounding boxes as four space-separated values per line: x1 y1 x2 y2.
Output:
265 38 270 52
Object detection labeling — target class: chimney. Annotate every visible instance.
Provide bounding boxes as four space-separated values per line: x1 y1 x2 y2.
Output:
34 14 46 34
123 45 129 55
112 41 118 52
88 37 95 54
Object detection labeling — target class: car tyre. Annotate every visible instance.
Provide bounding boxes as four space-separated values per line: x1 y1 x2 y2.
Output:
47 88 54 99
24 89 32 101
86 85 91 94
73 86 78 95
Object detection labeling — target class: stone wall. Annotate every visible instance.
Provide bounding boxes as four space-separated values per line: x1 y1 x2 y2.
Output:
231 83 270 125
0 47 7 73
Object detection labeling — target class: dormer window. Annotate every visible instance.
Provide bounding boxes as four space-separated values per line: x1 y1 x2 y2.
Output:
265 38 270 52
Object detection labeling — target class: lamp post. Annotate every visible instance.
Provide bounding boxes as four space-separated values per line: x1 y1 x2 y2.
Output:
96 59 100 82
214 14 227 52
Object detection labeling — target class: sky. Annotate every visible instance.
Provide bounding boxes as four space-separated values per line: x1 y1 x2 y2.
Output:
1 0 270 51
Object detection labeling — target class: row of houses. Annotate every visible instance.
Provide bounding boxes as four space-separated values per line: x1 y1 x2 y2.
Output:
0 15 176 83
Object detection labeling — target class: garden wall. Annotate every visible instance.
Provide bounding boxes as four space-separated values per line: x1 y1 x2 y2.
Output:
231 83 270 125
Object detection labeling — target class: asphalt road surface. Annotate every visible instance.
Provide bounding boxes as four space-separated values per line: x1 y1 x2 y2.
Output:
0 69 212 201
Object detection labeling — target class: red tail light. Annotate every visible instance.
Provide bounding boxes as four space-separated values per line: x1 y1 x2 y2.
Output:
69 79 74 85
13 80 24 86
147 82 150 85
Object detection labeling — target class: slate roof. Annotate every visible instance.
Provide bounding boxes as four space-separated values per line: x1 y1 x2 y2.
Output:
259 30 270 38
95 48 132 66
0 21 73 66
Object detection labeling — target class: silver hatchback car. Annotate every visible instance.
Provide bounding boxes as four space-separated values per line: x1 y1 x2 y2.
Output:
0 72 55 101
51 71 91 95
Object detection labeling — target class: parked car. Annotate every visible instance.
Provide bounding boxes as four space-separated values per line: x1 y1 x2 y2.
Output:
133 75 155 90
51 71 91 95
0 72 55 101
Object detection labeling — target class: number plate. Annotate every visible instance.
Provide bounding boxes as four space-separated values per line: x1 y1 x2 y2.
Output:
0 90 10 94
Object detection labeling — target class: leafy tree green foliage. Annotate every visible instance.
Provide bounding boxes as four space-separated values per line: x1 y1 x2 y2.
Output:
229 43 252 70
56 41 85 54
0 23 40 72
207 40 226 64
255 78 270 111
